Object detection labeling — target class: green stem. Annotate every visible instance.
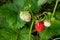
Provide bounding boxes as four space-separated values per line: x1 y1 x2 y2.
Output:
28 2 35 40
37 12 47 19
52 0 59 18
29 20 34 40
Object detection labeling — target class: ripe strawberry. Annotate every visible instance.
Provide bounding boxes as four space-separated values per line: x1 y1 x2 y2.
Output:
35 22 45 32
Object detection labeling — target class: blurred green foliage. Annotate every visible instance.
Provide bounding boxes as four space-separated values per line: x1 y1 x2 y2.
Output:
0 0 60 40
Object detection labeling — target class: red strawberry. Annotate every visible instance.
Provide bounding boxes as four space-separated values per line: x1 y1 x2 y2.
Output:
35 22 45 32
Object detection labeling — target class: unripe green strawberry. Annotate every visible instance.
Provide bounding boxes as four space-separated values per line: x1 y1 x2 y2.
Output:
20 11 31 22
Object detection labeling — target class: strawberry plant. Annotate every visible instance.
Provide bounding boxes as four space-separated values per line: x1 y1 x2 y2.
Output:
0 0 60 40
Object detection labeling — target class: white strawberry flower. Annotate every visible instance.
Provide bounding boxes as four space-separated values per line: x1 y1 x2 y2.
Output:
20 11 31 22
44 21 51 27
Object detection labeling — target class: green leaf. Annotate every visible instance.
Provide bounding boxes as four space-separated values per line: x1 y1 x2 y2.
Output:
13 0 25 11
18 27 34 40
39 17 60 40
13 0 40 12
55 11 60 20
0 17 8 28
0 4 26 30
16 17 26 29
29 0 40 12
13 0 24 8
37 0 47 6
0 3 17 12
0 26 34 40
37 0 54 7
0 28 17 40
